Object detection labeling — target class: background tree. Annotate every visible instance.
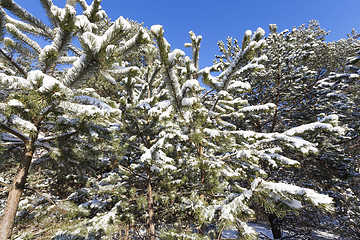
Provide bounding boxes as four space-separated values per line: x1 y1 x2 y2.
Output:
218 21 359 238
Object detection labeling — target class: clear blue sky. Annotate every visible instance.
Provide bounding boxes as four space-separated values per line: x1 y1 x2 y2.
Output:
14 0 360 68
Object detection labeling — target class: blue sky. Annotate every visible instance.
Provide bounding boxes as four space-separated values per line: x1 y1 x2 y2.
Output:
14 0 360 68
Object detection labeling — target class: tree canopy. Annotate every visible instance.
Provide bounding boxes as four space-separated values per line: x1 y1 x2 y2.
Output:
0 1 359 239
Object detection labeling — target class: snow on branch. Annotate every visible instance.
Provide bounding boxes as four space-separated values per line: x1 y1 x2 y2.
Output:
73 95 117 112
168 49 185 64
198 63 223 91
76 0 89 10
27 70 70 93
59 101 119 117
57 56 78 64
1 0 51 34
181 79 203 96
151 25 184 115
112 28 151 57
185 30 202 70
80 16 131 55
230 130 318 155
270 133 318 154
253 178 333 209
83 0 107 22
263 153 300 167
62 54 97 87
10 115 37 132
0 72 32 89
227 80 251 92
219 28 266 90
41 5 77 68
75 15 97 32
284 121 345 136
50 4 76 23
218 191 254 222
107 66 140 77
239 103 276 113
5 23 42 53
5 15 49 38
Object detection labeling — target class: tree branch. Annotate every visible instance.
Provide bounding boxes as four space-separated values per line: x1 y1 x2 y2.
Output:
23 186 65 213
0 48 27 77
211 96 221 112
0 122 29 144
37 130 77 142
118 164 147 180
0 181 12 189
218 153 237 163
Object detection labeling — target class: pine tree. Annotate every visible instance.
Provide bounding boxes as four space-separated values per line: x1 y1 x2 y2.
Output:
233 21 359 238
311 47 360 238
0 2 352 239
0 0 149 238
38 24 337 240
94 24 334 239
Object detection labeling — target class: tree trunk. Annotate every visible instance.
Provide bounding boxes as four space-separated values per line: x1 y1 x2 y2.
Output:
0 146 33 239
268 213 282 239
147 175 156 240
125 223 130 240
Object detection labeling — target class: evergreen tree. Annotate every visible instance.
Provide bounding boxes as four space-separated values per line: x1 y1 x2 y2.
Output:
25 24 337 240
0 0 149 238
230 21 359 238
0 1 355 239
90 25 335 239
310 47 360 238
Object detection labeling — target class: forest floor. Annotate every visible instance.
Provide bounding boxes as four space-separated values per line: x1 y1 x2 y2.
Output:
222 222 340 239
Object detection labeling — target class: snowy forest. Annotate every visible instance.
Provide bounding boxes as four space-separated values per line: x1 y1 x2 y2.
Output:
0 0 359 239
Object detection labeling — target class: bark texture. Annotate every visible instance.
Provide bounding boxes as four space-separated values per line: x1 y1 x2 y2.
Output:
147 175 156 240
0 146 33 239
268 213 282 239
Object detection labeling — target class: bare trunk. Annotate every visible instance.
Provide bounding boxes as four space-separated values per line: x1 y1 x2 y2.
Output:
125 223 130 240
268 213 282 239
0 146 33 239
196 143 206 235
147 175 156 240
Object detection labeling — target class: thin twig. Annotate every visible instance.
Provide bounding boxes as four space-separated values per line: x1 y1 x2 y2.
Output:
0 48 27 77
211 96 221 111
200 88 214 102
37 130 77 142
217 224 226 240
24 186 65 213
219 152 237 162
0 181 12 189
118 164 147 180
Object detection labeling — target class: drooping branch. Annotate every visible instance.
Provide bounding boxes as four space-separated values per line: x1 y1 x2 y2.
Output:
0 122 29 144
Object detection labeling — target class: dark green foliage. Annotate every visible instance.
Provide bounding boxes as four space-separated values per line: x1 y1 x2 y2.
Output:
0 1 359 239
